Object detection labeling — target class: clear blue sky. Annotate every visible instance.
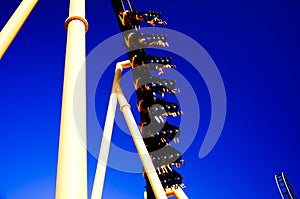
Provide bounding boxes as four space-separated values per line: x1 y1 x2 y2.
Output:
0 0 299 198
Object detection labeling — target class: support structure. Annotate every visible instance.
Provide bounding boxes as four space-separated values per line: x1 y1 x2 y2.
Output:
91 61 130 199
165 188 189 199
55 0 88 198
92 61 168 199
1 1 190 198
107 1 189 198
275 172 298 199
0 0 38 59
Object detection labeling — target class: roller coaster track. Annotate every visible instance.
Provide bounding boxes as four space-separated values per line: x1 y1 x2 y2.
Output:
275 172 298 199
110 0 186 198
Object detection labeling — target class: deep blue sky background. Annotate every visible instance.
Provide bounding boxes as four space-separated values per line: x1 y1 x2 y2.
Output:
0 0 300 198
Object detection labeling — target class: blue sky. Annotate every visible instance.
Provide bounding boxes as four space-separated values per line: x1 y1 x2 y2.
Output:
0 0 299 198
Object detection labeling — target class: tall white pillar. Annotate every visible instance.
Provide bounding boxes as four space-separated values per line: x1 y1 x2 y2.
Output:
55 0 88 198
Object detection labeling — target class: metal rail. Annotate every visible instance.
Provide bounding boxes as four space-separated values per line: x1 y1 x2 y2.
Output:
275 172 298 199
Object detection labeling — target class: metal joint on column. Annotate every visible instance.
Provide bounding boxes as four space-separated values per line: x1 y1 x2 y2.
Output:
120 103 131 112
65 16 89 32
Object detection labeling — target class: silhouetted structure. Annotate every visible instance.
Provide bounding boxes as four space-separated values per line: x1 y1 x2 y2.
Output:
275 172 298 199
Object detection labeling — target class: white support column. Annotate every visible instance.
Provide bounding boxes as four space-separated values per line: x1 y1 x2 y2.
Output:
91 61 187 199
0 0 38 59
55 0 88 198
173 187 189 199
91 60 130 199
91 93 118 199
116 90 168 199
165 187 189 199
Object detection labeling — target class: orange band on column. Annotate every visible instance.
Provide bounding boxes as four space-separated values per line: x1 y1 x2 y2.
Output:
65 16 88 32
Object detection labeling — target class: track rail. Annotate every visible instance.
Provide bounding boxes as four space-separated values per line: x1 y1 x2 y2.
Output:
275 172 298 199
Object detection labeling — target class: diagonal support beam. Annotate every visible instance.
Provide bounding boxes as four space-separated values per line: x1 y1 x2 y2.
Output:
91 61 167 199
116 86 168 199
0 0 38 59
91 60 130 199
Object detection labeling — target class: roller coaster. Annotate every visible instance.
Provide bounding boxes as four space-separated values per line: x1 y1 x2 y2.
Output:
0 0 188 198
109 0 186 198
275 172 298 199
